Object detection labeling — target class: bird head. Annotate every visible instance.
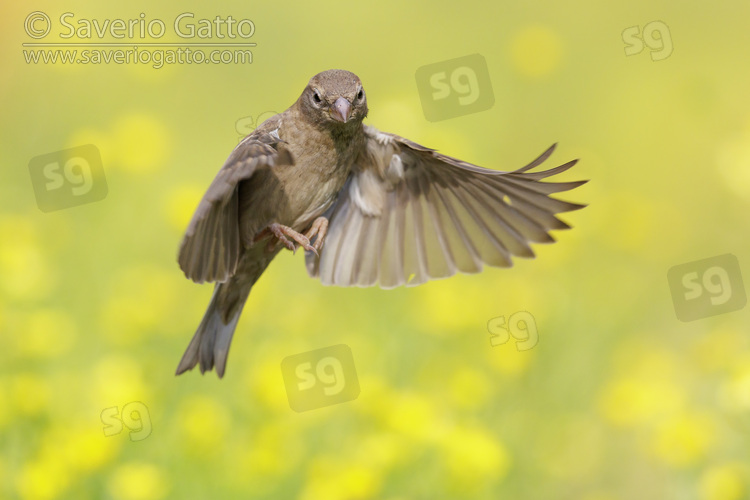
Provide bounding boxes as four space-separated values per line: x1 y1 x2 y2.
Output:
299 69 368 129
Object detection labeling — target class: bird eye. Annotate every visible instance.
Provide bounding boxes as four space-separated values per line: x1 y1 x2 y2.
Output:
312 90 323 105
357 89 364 100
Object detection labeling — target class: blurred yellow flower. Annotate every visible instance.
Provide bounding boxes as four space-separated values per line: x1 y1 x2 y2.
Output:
301 456 381 500
0 216 55 301
91 355 150 405
244 355 293 412
598 376 685 427
15 309 76 359
383 392 445 441
599 341 687 426
111 113 171 173
22 424 118 498
163 184 204 231
176 394 231 456
356 432 410 470
437 425 510 487
486 343 535 376
447 367 491 410
60 426 119 473
510 25 563 78
717 121 750 197
691 327 748 375
718 366 750 431
100 265 180 344
416 278 499 335
596 192 686 255
354 375 394 418
536 414 605 481
700 463 746 500
244 420 303 476
107 462 169 500
650 412 717 467
10 373 51 416
16 456 70 500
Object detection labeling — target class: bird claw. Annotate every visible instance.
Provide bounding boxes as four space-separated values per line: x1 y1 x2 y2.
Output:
304 216 329 254
267 223 317 256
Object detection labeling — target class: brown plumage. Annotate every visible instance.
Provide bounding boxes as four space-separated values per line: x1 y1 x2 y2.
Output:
176 69 587 377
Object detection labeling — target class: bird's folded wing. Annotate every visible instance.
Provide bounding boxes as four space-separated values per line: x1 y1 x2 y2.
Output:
179 119 292 284
306 125 587 288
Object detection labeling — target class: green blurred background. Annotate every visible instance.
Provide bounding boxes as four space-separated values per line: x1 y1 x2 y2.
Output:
2 1 750 499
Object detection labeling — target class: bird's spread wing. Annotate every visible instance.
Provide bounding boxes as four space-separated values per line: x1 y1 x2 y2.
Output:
305 125 587 288
179 116 293 284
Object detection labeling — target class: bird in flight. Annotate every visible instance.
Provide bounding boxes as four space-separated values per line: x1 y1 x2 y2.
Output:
176 69 587 377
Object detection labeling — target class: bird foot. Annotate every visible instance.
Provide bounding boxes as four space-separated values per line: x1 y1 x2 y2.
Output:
266 223 317 256
304 216 329 254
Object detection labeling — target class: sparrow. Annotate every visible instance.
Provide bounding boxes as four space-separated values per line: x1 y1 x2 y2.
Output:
175 69 587 378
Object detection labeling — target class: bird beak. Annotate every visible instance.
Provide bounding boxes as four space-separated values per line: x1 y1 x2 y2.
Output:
330 97 351 123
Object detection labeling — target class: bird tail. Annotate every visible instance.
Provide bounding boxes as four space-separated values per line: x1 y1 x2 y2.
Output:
175 281 251 378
